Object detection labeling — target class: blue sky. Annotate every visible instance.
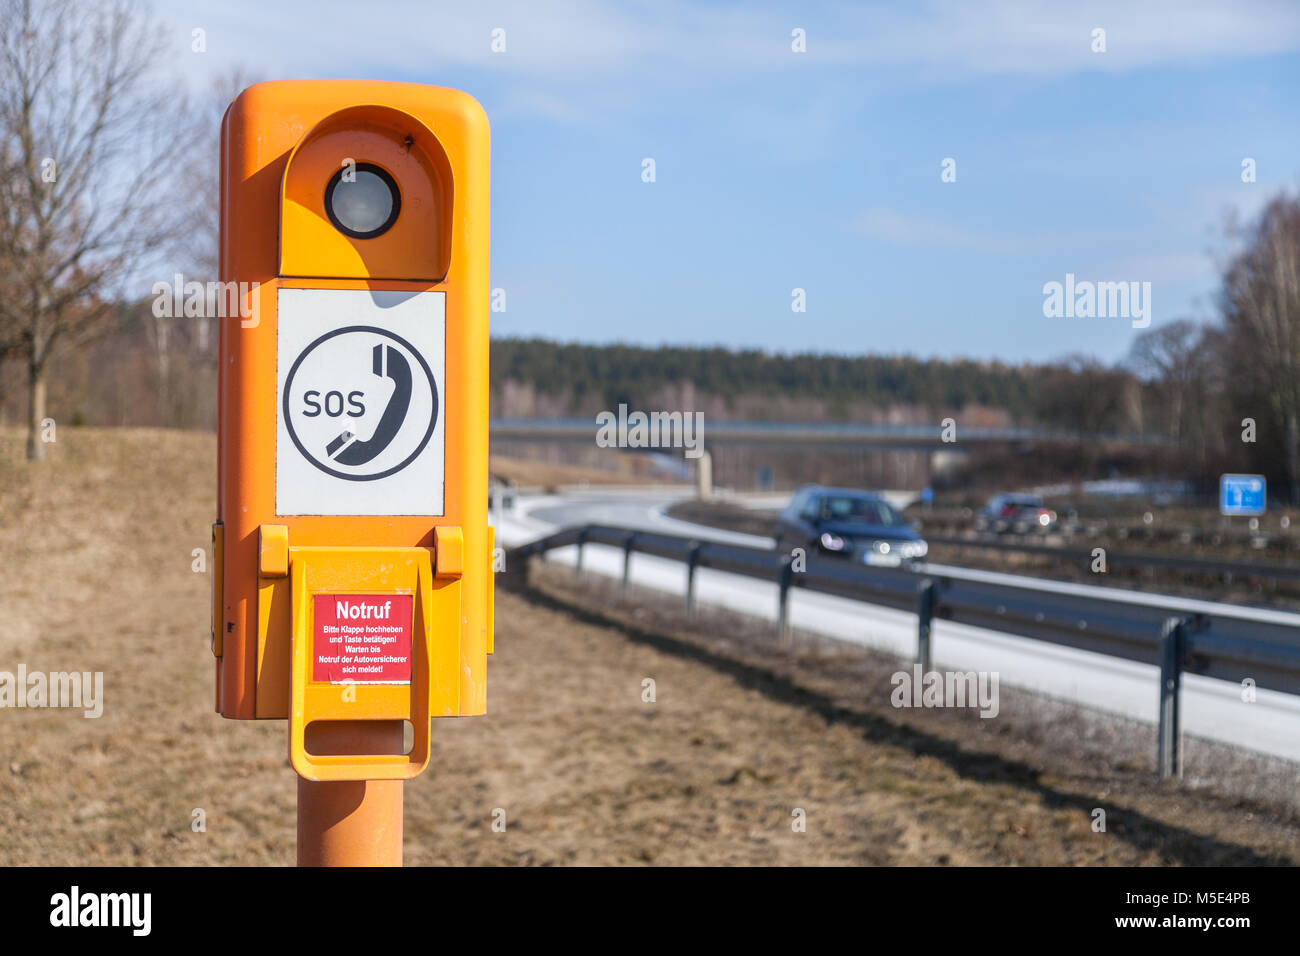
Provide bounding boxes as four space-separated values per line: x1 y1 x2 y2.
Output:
164 0 1300 364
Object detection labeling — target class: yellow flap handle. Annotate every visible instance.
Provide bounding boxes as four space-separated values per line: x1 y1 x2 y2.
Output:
288 546 437 781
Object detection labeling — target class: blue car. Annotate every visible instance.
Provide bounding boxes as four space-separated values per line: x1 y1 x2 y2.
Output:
774 485 928 567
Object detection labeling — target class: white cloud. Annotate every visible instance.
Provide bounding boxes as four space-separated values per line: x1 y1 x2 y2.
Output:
853 205 1043 253
1108 251 1216 286
167 0 1300 92
855 0 1300 78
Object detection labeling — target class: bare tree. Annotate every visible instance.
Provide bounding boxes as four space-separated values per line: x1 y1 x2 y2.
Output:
1220 195 1300 503
1127 318 1207 442
0 0 190 459
133 67 257 426
1127 318 1229 486
1034 353 1133 436
174 67 258 354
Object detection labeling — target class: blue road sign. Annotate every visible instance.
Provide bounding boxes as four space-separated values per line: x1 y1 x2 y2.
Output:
1220 474 1266 516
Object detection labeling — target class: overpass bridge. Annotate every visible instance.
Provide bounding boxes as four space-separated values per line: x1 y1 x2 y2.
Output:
489 418 1170 491
489 418 1166 450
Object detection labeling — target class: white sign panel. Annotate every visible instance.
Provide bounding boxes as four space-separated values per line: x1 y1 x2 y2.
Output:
276 288 445 516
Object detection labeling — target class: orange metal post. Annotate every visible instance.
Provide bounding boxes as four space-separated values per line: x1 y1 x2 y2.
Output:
214 81 493 867
297 721 405 866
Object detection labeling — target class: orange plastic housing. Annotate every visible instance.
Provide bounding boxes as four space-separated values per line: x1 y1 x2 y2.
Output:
215 80 491 724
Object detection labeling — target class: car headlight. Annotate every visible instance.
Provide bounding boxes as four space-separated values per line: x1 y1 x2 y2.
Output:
819 531 848 551
882 541 928 559
1038 513 1051 526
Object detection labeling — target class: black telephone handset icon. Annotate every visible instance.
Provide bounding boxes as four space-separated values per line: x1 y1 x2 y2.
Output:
325 343 412 465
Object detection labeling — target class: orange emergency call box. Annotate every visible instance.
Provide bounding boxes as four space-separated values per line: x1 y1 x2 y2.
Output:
212 80 493 781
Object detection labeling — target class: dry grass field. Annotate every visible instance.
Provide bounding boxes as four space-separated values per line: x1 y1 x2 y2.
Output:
0 428 1296 865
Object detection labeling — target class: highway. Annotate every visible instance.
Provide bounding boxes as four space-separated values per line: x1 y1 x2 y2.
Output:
495 488 1300 763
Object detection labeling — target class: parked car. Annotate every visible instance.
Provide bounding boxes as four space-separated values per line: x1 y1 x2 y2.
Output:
774 485 928 567
975 493 1057 534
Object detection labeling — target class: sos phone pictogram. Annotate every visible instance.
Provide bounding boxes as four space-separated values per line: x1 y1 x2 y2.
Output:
274 287 447 516
282 325 439 481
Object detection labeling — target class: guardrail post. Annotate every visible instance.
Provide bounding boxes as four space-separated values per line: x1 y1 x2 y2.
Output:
777 557 794 647
575 529 586 578
685 543 702 617
622 532 636 594
916 578 936 673
1157 616 1186 780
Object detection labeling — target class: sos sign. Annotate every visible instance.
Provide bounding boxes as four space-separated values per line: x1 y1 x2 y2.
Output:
276 288 445 513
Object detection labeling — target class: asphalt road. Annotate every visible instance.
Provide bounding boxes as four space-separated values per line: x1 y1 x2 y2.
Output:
495 489 1300 762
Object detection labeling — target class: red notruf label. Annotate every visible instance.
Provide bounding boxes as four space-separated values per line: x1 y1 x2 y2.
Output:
312 594 413 684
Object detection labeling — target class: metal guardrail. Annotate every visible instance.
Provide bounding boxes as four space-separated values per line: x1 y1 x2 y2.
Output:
509 523 1300 780
924 534 1300 582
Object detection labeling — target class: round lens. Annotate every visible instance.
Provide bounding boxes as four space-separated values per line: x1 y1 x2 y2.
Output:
325 164 400 239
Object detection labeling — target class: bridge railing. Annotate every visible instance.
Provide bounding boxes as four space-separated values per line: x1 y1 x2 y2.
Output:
508 523 1300 780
